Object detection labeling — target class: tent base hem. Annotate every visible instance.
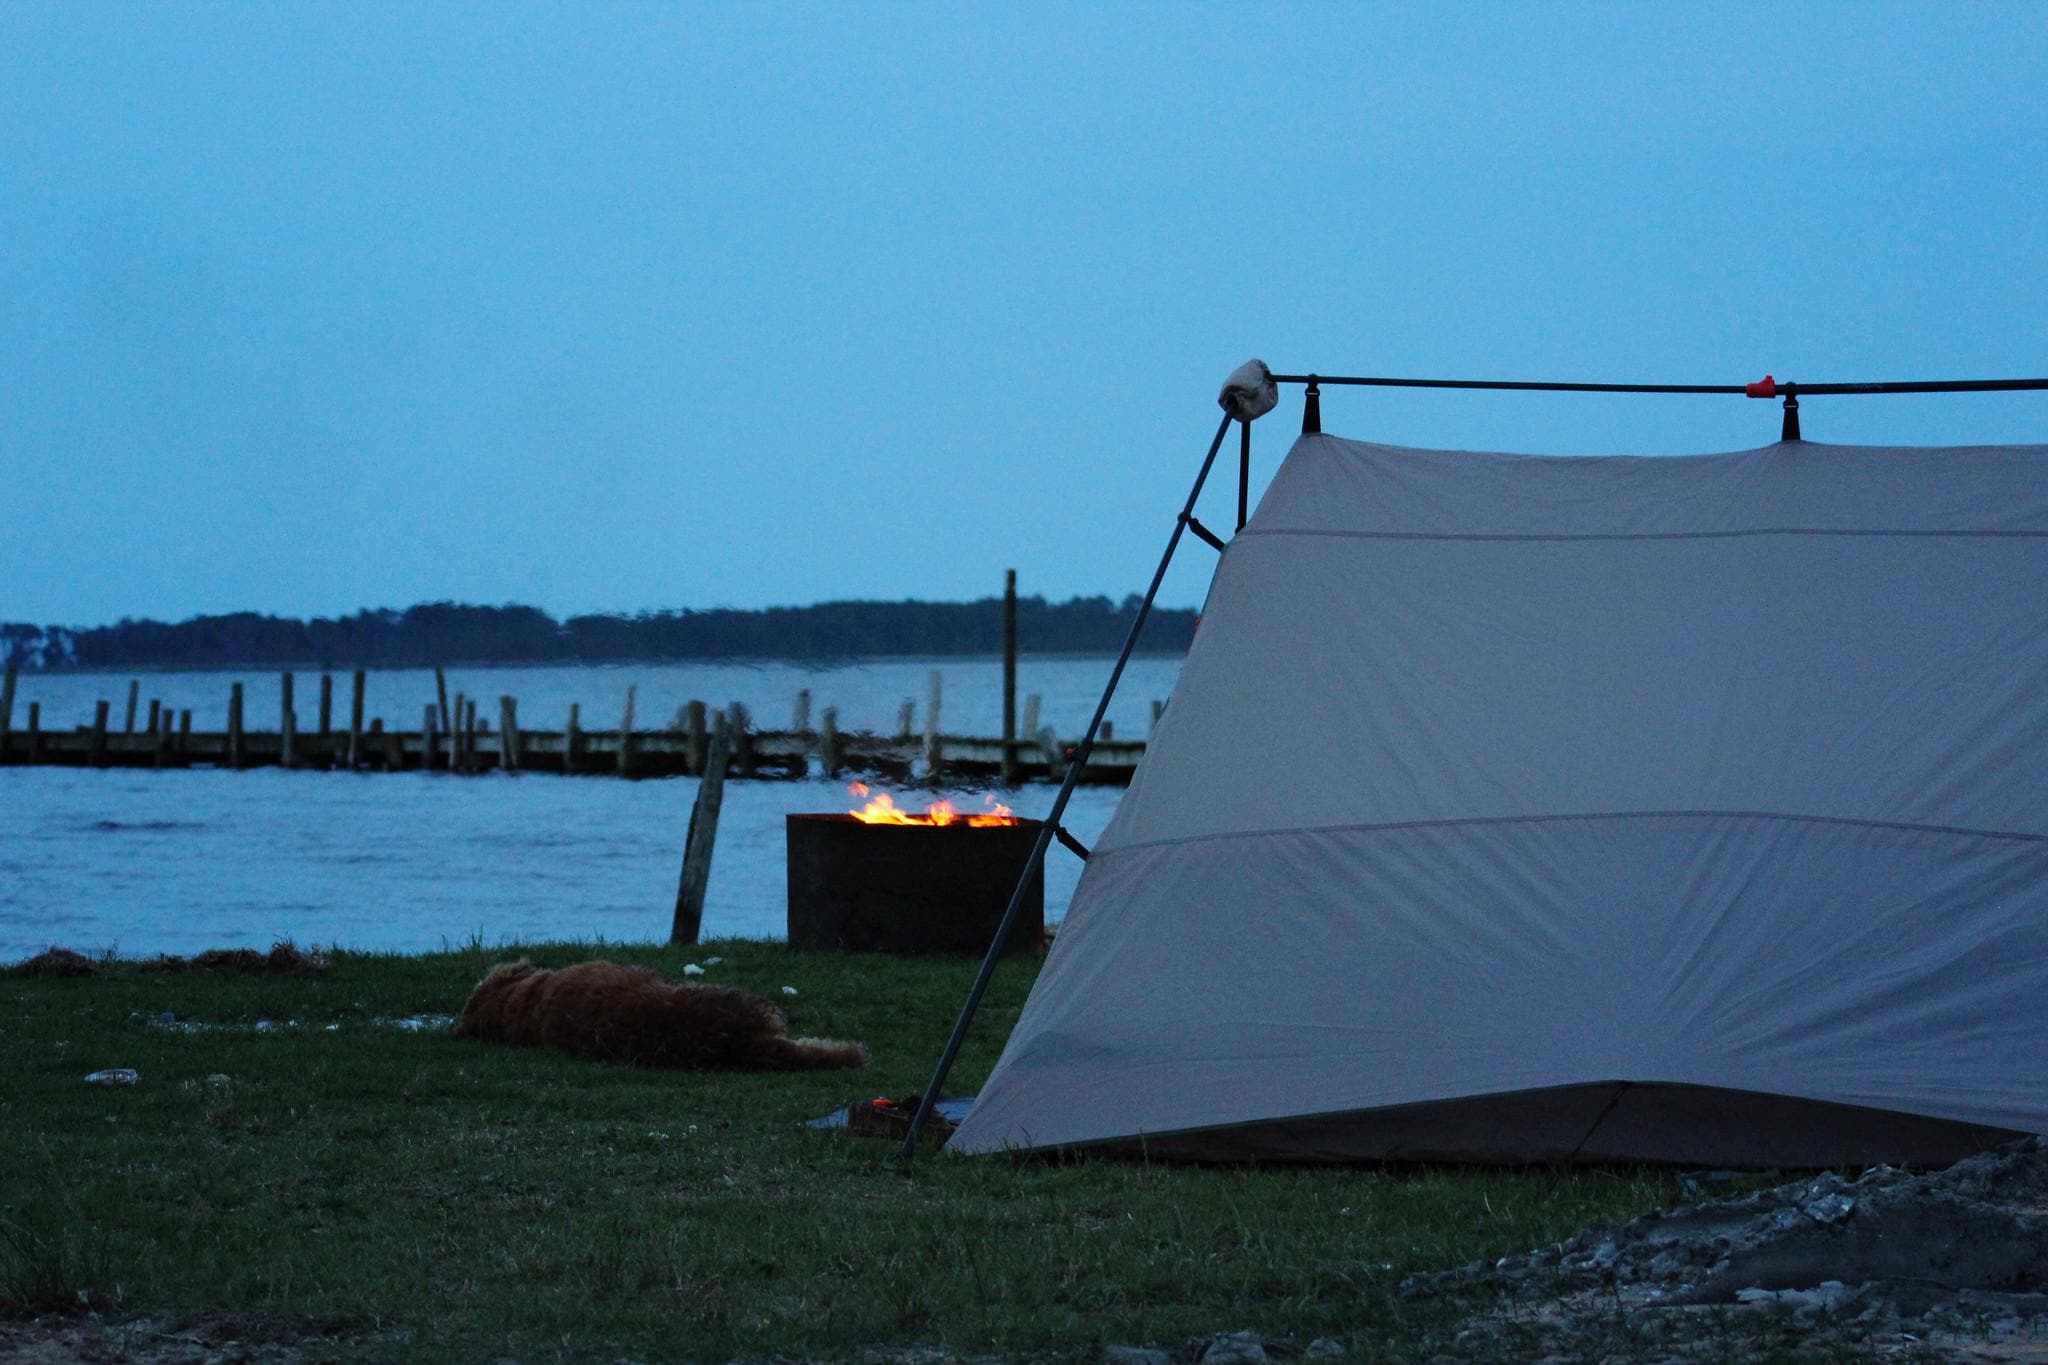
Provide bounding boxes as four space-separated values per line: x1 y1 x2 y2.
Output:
975 1082 2030 1169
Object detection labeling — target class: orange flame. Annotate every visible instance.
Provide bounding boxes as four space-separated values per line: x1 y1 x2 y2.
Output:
847 783 1017 826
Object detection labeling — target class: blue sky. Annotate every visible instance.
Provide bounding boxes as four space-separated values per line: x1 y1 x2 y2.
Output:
4 3 2044 625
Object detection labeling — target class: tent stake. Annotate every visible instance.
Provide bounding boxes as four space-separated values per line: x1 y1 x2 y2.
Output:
897 411 1238 1162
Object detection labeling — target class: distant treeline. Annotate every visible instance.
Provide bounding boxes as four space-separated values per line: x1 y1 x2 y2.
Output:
1 597 1197 670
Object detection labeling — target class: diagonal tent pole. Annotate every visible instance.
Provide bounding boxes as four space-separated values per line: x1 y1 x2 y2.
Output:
898 411 1238 1160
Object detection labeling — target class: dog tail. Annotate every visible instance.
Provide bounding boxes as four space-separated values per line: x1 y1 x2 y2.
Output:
756 1035 871 1070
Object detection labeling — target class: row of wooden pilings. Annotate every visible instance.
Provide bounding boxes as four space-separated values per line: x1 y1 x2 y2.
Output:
0 665 1157 785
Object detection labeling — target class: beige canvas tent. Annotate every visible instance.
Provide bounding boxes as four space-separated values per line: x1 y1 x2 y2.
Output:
943 423 2048 1165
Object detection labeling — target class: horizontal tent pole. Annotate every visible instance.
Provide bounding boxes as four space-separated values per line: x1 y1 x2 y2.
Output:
1268 373 2048 397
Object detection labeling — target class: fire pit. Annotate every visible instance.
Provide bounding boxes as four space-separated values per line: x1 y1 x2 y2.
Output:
785 786 1044 955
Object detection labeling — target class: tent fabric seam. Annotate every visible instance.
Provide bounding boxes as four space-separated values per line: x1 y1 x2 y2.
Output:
1097 808 2048 858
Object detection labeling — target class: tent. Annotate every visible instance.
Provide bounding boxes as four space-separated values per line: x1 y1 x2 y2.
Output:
944 423 2048 1165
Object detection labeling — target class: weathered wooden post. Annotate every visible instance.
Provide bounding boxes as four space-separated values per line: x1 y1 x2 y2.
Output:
154 705 172 768
792 688 812 736
178 709 191 756
346 670 366 771
146 698 161 736
26 702 42 764
684 700 707 776
820 706 843 777
1002 568 1019 785
318 673 333 736
729 700 755 778
1100 720 1114 741
498 696 519 772
124 679 140 734
671 714 733 946
280 673 297 769
434 666 451 733
422 704 438 770
449 691 466 771
0 665 16 754
465 698 478 773
228 682 244 769
923 670 943 778
564 702 581 774
897 699 915 741
617 685 637 777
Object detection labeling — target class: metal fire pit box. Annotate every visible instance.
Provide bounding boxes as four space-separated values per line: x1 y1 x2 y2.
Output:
786 814 1045 955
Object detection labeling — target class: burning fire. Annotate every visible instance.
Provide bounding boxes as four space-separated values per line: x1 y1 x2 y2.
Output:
847 782 1018 827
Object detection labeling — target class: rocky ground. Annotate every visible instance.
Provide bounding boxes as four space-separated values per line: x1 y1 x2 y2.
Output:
1398 1134 2048 1361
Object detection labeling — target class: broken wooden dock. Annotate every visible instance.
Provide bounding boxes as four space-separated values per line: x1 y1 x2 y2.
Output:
0 667 1149 785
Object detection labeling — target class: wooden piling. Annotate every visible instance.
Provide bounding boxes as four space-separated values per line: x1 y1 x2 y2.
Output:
1002 568 1019 784
228 683 244 769
465 699 478 774
671 715 733 946
146 698 161 737
154 705 172 768
1100 720 1114 741
343 670 365 770
617 685 637 777
124 679 139 734
178 710 191 753
449 692 466 771
499 696 519 771
820 706 843 776
565 702 581 774
90 699 110 767
792 688 812 735
280 673 297 769
435 667 451 733
318 674 333 736
0 665 15 751
897 699 915 741
730 701 756 777
27 702 42 764
923 670 943 776
684 700 707 776
422 705 439 771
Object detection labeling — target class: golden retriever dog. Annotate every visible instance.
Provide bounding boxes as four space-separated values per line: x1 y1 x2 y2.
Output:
453 959 869 1070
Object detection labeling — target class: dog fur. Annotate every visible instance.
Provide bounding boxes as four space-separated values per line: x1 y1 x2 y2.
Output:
452 959 869 1071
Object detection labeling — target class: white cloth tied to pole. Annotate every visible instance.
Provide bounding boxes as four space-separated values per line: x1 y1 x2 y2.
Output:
1217 358 1278 422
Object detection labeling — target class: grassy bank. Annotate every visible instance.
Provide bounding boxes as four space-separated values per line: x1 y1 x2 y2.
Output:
1 942 1679 1360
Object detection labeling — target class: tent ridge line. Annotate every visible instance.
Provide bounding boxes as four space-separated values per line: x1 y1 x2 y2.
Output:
1096 808 2048 858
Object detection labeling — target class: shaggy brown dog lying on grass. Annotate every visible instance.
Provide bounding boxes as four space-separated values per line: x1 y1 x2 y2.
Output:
452 959 869 1070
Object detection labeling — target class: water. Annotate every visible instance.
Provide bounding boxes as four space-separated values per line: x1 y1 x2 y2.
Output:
0 658 1176 963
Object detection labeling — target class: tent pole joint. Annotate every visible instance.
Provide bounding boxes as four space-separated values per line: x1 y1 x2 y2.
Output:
1053 824 1092 861
1182 514 1227 553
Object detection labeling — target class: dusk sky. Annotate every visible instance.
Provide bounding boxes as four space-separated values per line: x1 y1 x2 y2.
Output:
4 4 2044 626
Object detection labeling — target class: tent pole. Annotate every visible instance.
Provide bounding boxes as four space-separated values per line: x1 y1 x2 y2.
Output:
897 411 1238 1162
1236 419 1251 531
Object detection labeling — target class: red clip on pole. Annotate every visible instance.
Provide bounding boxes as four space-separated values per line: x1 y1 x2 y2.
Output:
1745 375 1777 398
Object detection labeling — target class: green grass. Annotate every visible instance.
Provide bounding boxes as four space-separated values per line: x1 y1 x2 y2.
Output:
0 941 1680 1360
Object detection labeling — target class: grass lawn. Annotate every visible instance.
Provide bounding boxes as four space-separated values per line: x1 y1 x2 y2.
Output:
1 941 1681 1361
